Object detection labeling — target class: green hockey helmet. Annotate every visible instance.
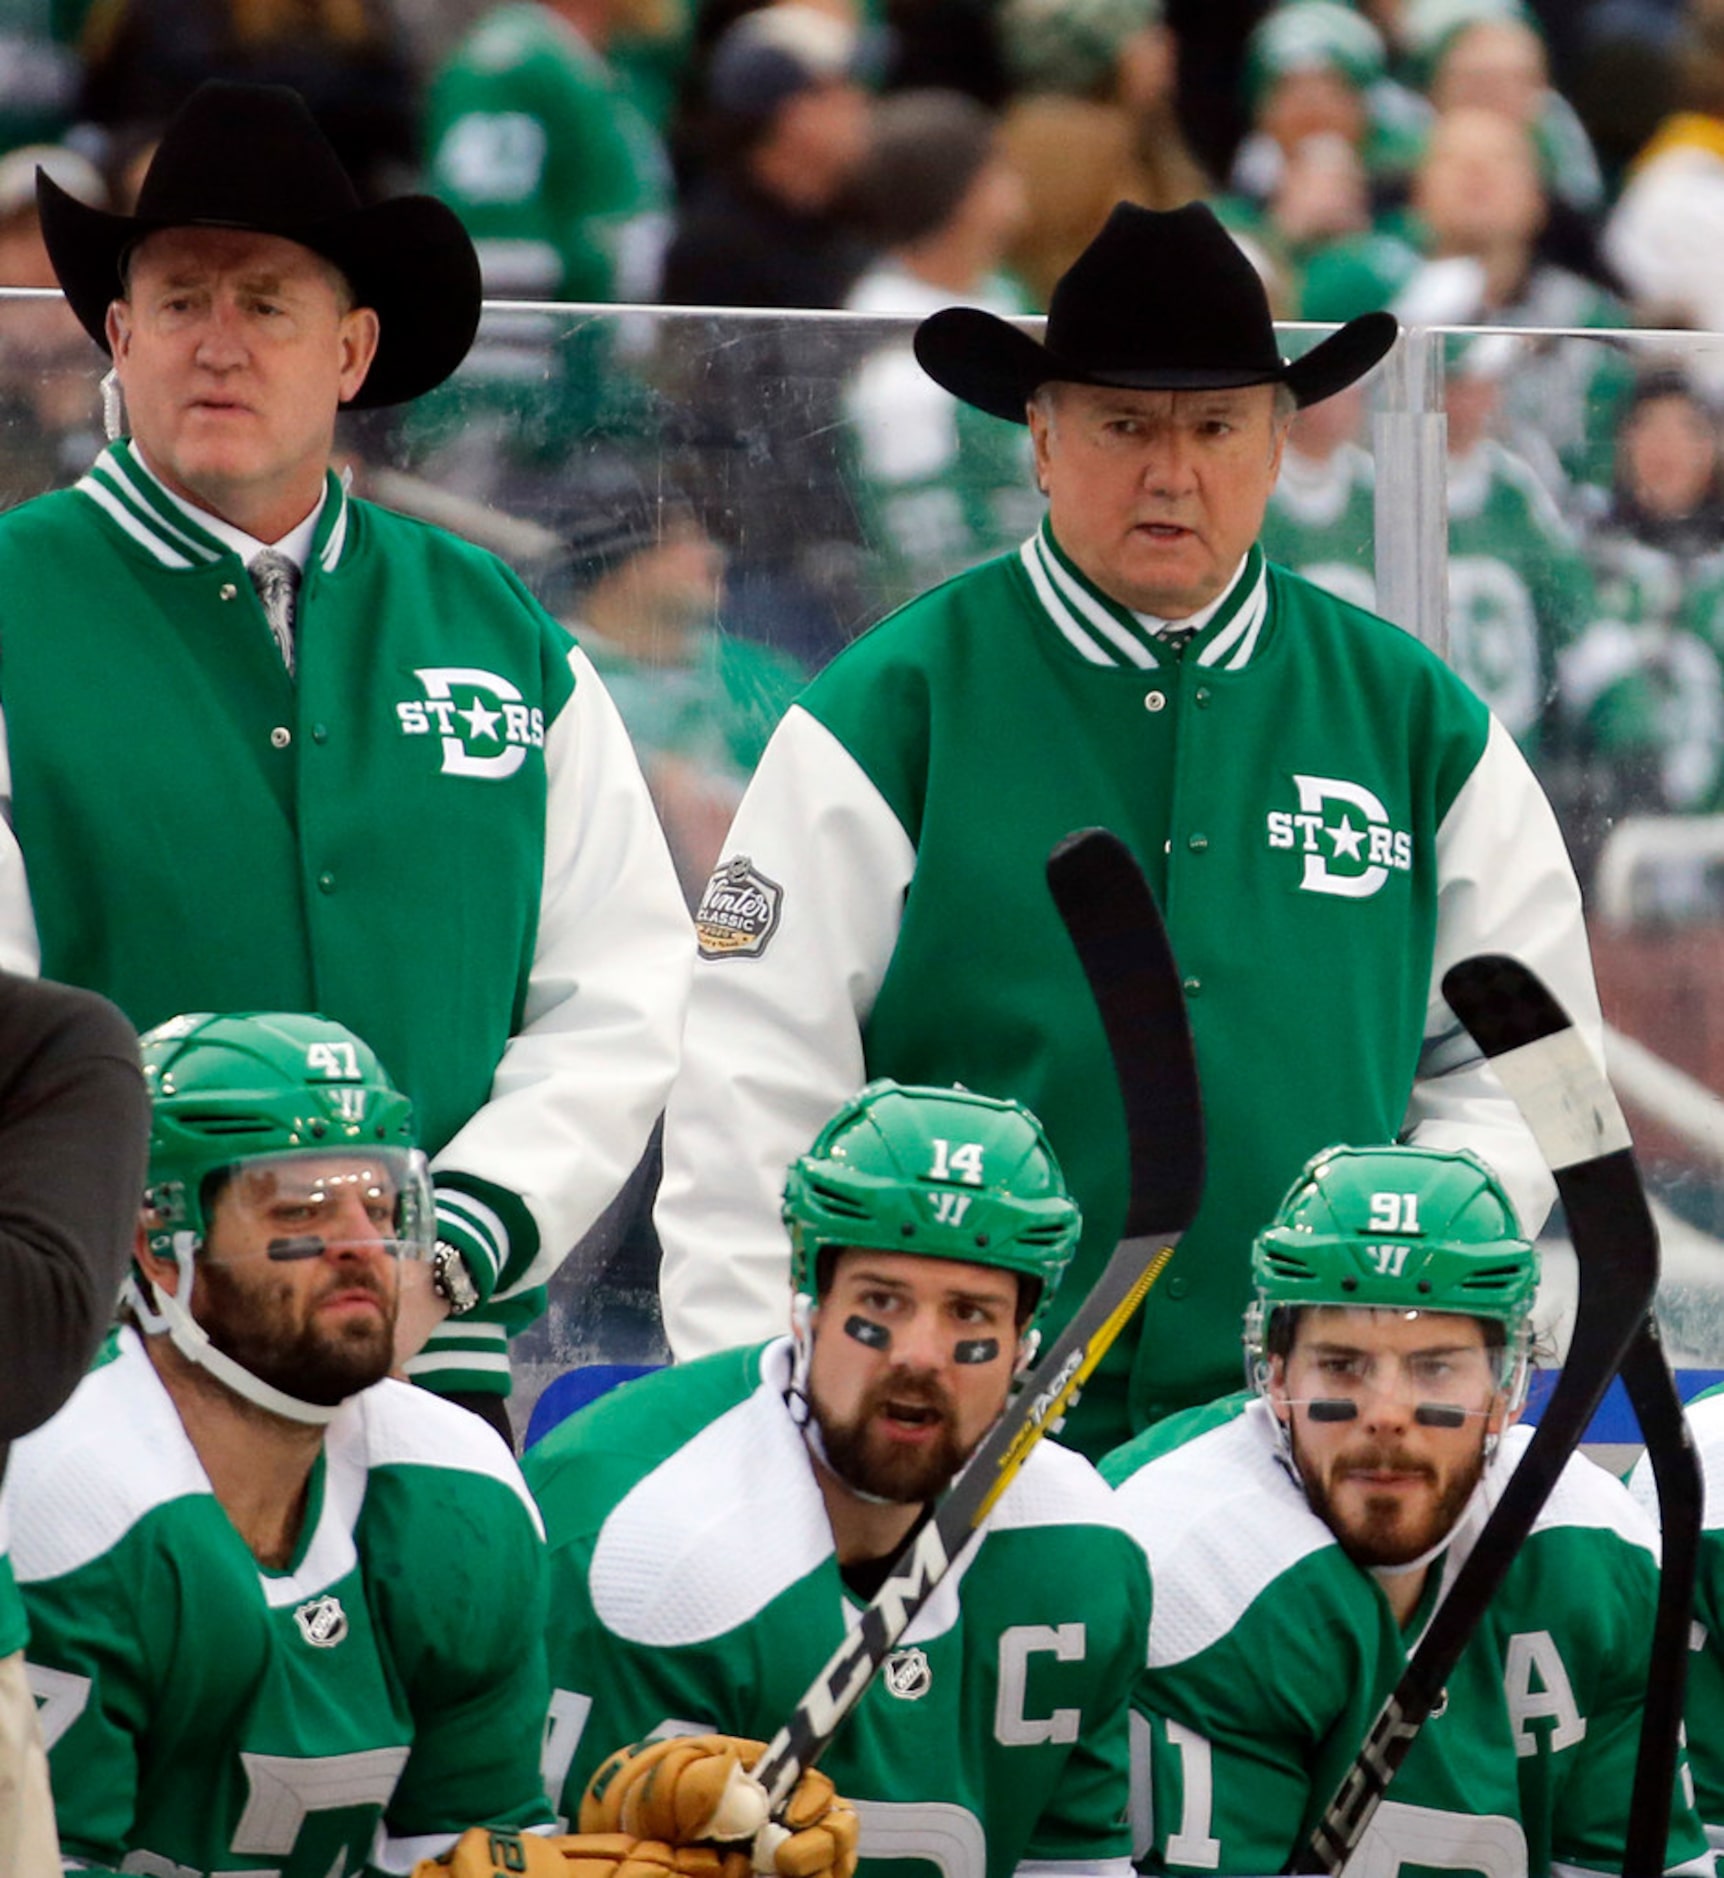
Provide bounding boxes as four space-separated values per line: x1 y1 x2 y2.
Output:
134 1012 434 1426
783 1080 1081 1338
1246 1142 1537 1398
141 1010 430 1257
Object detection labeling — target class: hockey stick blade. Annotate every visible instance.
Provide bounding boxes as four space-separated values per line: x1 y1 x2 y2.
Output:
1620 1313 1702 1875
751 830 1204 1812
1295 953 1655 1875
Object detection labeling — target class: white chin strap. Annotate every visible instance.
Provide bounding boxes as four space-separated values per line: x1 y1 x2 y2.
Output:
786 1292 912 1509
130 1234 338 1426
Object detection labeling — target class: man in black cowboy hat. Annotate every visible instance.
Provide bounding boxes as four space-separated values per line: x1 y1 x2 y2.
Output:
0 79 690 1439
656 200 1601 1458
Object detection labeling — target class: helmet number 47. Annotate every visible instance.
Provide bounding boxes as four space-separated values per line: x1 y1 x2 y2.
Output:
306 1041 361 1080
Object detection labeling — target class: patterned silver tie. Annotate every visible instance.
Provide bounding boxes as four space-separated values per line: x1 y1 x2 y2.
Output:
248 550 300 676
1159 625 1198 658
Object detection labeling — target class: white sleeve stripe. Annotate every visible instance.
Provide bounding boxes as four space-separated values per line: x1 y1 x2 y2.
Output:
435 1190 509 1284
404 1348 512 1378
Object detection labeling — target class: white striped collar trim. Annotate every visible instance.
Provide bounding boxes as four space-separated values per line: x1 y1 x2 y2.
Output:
1022 530 1159 669
1196 556 1269 670
1019 527 1271 673
318 476 350 571
75 446 352 575
77 447 223 568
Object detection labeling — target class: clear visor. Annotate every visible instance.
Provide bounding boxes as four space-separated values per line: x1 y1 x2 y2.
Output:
1284 1340 1510 1427
1246 1303 1529 1426
201 1148 435 1264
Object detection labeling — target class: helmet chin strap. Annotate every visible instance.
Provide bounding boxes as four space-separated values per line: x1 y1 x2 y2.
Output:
130 1233 339 1427
785 1293 917 1510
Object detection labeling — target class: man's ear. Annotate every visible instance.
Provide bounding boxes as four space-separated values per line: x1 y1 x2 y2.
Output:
1266 1353 1293 1425
105 300 131 363
134 1214 179 1297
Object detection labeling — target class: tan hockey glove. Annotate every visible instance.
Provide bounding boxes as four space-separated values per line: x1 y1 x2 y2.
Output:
749 1767 860 1878
581 1736 772 1843
411 1825 573 1877
580 1738 859 1878
557 1833 753 1878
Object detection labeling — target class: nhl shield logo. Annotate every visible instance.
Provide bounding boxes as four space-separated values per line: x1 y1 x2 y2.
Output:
695 856 784 961
294 1595 349 1649
882 1647 932 1701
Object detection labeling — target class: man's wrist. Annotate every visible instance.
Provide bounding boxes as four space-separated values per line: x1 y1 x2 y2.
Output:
429 1240 481 1317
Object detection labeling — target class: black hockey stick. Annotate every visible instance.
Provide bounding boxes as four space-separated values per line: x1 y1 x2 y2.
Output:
1620 1311 1703 1876
751 827 1205 1811
1295 953 1656 1875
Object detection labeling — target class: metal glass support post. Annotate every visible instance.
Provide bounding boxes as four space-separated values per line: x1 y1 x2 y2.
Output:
1371 325 1450 660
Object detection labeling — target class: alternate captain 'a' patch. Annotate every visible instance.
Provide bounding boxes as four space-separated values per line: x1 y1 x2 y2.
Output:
1265 772 1413 899
696 856 783 960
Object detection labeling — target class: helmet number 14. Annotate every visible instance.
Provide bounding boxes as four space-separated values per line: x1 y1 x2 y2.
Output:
930 1139 987 1186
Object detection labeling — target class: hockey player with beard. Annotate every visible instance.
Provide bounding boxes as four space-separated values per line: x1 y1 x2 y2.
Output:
1103 1142 1710 1878
526 1080 1152 1878
8 1013 558 1875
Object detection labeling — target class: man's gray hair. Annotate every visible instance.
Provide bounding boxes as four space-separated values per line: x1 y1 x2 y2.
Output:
1030 376 1301 434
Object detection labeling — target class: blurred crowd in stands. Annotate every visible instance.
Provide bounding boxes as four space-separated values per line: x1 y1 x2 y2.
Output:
6 0 1724 892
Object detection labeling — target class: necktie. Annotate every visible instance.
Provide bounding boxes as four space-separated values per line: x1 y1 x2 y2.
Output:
1160 626 1198 658
248 550 300 676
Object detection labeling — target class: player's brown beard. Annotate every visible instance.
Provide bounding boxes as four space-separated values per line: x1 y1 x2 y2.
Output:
195 1257 397 1407
1294 1430 1487 1570
813 1369 967 1504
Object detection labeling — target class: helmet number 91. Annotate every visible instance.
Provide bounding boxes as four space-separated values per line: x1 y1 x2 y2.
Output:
930 1138 986 1185
1367 1191 1421 1233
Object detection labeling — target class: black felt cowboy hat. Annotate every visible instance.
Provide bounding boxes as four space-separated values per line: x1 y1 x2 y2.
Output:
36 80 482 409
914 200 1397 422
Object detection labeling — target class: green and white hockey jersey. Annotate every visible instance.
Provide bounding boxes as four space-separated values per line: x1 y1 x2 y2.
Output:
427 0 671 304
843 269 1044 613
1561 529 1724 816
525 1340 1151 1878
1445 440 1597 756
0 442 691 1397
1105 1395 1711 1878
9 1328 556 1874
656 529 1600 1454
1633 1381 1724 1856
1258 442 1377 615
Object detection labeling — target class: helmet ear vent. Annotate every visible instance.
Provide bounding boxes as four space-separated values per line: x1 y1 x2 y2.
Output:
807 1178 871 1222
1341 1275 1358 1292
178 1110 275 1137
1417 1279 1432 1294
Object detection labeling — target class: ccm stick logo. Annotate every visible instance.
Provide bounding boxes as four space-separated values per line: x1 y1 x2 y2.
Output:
803 1521 951 1743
